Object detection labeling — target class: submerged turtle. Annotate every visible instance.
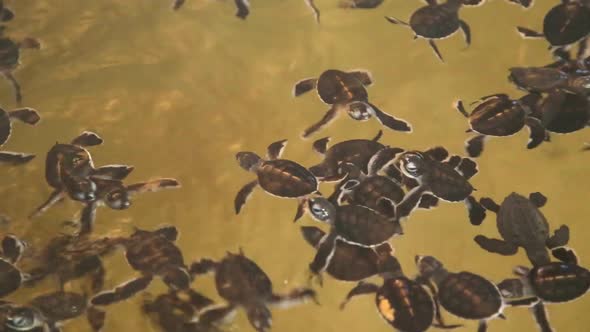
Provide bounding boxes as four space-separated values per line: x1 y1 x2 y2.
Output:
29 131 134 219
396 150 486 225
455 93 547 157
0 291 105 332
0 35 41 105
293 69 411 138
385 0 470 62
475 192 570 266
416 255 505 332
509 66 590 96
190 250 318 332
235 139 319 220
143 289 221 332
517 0 590 52
301 226 395 282
0 107 39 164
340 254 460 332
0 235 28 298
91 226 194 307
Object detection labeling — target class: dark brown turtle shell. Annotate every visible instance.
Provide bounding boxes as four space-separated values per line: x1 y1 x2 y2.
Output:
410 4 460 39
469 97 526 136
530 262 590 303
348 176 405 214
376 277 435 332
0 259 21 298
509 67 569 93
125 231 185 274
438 272 502 320
543 2 590 46
334 205 399 246
310 140 384 181
497 193 549 252
0 38 19 70
143 290 218 332
29 292 87 322
535 93 590 134
421 159 473 202
214 252 273 303
257 159 318 198
317 70 368 105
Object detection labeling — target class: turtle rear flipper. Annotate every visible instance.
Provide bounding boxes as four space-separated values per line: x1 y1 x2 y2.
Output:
302 106 339 138
369 103 412 132
479 197 499 213
517 27 544 38
525 117 546 149
9 108 40 125
530 302 554 332
293 78 318 97
340 281 379 310
87 306 106 332
234 0 249 19
551 246 578 264
348 70 373 86
465 135 486 158
71 131 103 147
445 155 462 168
528 192 547 208
312 137 330 155
465 196 486 225
126 178 181 196
497 278 525 298
459 20 471 46
269 288 318 308
546 225 569 249
91 275 153 306
266 139 287 160
474 235 518 255
424 146 449 162
234 180 258 214
92 165 134 180
457 158 478 179
0 151 34 164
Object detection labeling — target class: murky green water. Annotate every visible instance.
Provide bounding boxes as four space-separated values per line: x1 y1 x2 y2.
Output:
0 0 588 331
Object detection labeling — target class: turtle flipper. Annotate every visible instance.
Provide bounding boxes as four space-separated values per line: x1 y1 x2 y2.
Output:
0 151 34 164
79 201 98 236
385 16 409 26
309 232 338 285
546 225 569 249
428 40 444 63
516 27 544 38
465 135 486 158
189 258 220 276
293 78 318 97
2 72 21 105
525 117 546 149
474 235 518 255
424 146 448 162
234 180 259 214
300 226 326 248
551 247 578 264
396 185 426 219
528 192 547 208
312 137 330 155
198 305 237 325
455 100 470 117
465 196 486 225
530 302 554 332
303 0 320 23
479 197 500 213
339 282 379 310
418 193 439 209
348 70 373 86
126 178 181 196
269 288 318 308
163 267 191 290
29 189 65 219
294 198 308 222
9 108 40 125
71 131 103 147
91 275 153 306
459 20 471 46
184 289 216 310
92 165 134 180
497 278 525 298
369 103 412 132
367 146 405 175
154 225 179 241
302 106 339 138
445 155 462 168
87 306 106 332
266 139 288 160
235 0 250 19
477 321 488 332
457 157 478 179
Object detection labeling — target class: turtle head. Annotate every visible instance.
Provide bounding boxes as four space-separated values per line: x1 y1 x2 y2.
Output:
246 305 272 332
5 307 42 331
415 255 444 279
399 152 426 179
347 101 373 121
236 152 262 172
64 176 97 202
105 188 131 210
307 197 336 225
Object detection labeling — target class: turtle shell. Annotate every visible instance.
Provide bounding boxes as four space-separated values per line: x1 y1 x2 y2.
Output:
0 259 21 298
0 108 11 147
257 159 318 198
325 241 386 281
530 262 590 303
317 70 368 105
543 2 590 46
29 292 86 322
125 231 185 274
334 205 399 246
538 93 590 134
510 67 569 93
422 160 473 202
0 38 19 70
45 144 93 189
310 139 384 181
438 272 502 320
410 4 460 39
496 193 549 251
376 277 434 332
215 253 273 304
469 98 526 136
350 176 405 213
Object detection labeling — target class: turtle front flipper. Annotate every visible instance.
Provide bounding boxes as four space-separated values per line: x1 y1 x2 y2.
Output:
368 103 412 132
29 189 65 219
87 306 106 332
71 131 103 147
91 275 153 306
516 27 544 39
185 289 216 310
303 0 320 23
385 16 409 26
546 225 569 249
455 100 470 117
525 117 547 149
551 247 578 264
269 288 318 308
266 139 288 160
474 235 518 255
367 146 405 175
479 197 500 213
312 136 330 155
465 196 486 225
88 259 106 294
459 20 471 47
198 304 237 325
302 106 339 138
126 178 181 196
424 146 449 162
300 226 326 248
339 281 379 310
528 192 547 208
2 72 21 105
0 151 35 164
465 135 487 158
9 108 40 125
309 232 338 285
293 78 318 97
530 302 554 332
457 158 478 180
234 180 259 214
445 155 462 168
92 165 134 180
497 278 525 298
428 40 444 63
348 70 373 86
234 0 250 19
162 267 191 290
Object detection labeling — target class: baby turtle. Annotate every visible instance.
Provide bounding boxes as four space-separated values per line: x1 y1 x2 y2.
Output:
143 289 221 332
78 177 181 235
301 226 395 282
0 291 104 332
190 249 318 332
293 69 411 138
340 254 460 332
0 34 41 105
91 226 194 307
416 255 505 332
385 0 470 62
530 89 590 134
396 150 486 225
0 106 39 164
509 66 590 96
235 139 319 220
0 235 28 298
475 192 570 266
455 93 547 157
517 0 590 52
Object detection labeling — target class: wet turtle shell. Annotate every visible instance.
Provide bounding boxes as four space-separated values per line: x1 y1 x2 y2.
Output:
334 205 400 246
509 67 570 93
29 292 87 322
542 2 590 47
125 230 185 274
438 272 503 320
534 92 590 134
410 3 461 39
529 262 590 303
310 139 384 181
316 70 368 105
256 159 318 198
143 290 219 332
415 155 474 202
348 175 405 211
376 277 435 332
468 96 526 136
496 193 549 253
0 259 22 298
214 252 273 303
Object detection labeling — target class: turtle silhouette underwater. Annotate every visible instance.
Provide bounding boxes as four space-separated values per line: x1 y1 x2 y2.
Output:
0 106 39 165
385 0 470 62
190 249 318 332
293 69 411 138
0 33 41 105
